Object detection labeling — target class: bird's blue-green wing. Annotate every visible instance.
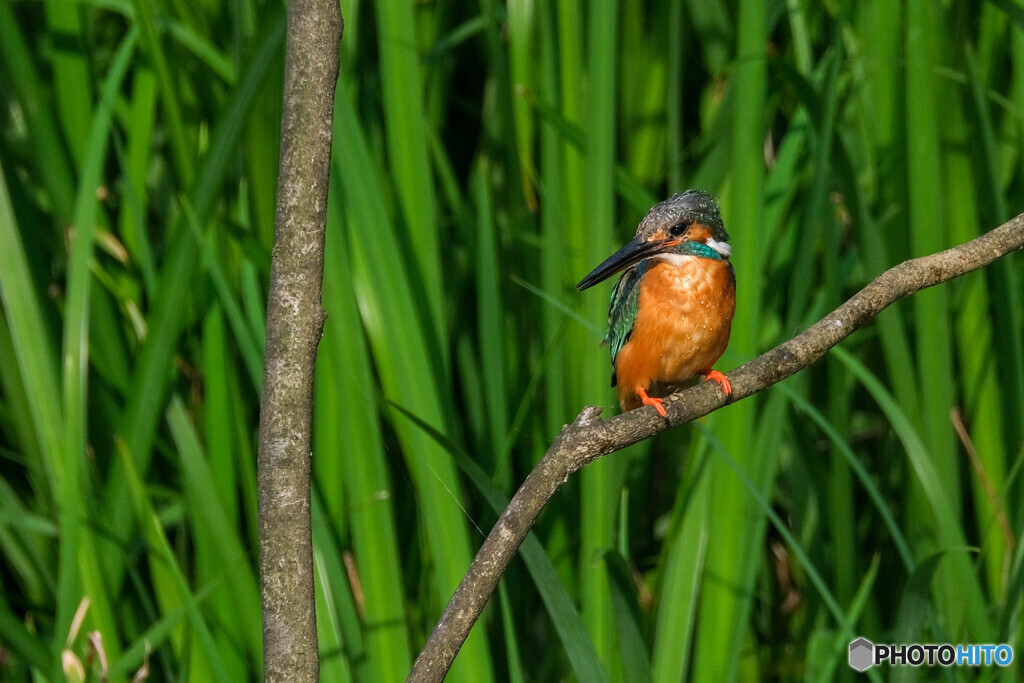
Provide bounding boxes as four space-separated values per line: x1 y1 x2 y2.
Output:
606 261 646 385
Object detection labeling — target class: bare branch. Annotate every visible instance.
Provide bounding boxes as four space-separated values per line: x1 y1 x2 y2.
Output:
257 1 342 681
408 212 1024 682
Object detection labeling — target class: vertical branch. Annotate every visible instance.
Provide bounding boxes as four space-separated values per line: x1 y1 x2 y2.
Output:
257 1 342 681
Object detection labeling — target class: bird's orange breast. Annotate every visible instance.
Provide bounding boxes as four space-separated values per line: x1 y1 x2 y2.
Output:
615 255 735 409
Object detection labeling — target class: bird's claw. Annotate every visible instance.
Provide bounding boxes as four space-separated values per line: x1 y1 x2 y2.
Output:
702 369 732 396
636 387 668 417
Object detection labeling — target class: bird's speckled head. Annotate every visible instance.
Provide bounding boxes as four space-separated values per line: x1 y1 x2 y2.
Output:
577 189 730 291
635 190 729 248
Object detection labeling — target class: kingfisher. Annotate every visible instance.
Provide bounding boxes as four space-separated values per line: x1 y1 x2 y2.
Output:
577 190 735 417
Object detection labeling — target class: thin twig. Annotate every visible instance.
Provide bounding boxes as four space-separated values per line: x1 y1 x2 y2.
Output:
950 407 1015 552
408 212 1024 682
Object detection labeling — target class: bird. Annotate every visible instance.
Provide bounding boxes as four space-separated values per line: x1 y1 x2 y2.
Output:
577 190 735 417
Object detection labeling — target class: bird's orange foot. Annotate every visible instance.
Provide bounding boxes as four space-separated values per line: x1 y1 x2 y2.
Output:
636 387 668 417
702 369 732 396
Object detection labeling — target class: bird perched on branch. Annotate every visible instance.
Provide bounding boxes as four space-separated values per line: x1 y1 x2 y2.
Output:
577 190 735 417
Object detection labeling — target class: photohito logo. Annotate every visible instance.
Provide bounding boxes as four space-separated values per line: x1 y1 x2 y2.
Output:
848 637 1013 671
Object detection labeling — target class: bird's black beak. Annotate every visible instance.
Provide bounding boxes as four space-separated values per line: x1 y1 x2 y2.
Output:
576 235 674 291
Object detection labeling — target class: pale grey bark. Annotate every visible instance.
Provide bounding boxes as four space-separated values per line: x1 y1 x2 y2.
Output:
257 1 342 681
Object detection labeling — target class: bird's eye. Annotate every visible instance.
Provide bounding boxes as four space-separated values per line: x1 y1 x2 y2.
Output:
669 222 689 237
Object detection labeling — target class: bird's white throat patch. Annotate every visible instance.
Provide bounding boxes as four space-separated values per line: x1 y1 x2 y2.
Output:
706 237 732 257
652 252 698 267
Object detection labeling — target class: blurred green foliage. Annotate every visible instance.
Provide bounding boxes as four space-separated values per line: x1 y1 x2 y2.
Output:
1 0 1023 680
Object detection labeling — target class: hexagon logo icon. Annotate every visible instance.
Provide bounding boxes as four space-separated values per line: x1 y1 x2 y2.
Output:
849 637 874 672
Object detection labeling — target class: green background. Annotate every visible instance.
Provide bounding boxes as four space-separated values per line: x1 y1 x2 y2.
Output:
1 0 1022 680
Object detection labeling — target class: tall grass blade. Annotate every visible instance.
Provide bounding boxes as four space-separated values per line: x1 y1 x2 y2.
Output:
332 73 494 681
579 0 621 675
317 166 413 681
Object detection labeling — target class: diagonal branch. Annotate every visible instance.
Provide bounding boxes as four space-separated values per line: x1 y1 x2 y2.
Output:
408 212 1024 682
